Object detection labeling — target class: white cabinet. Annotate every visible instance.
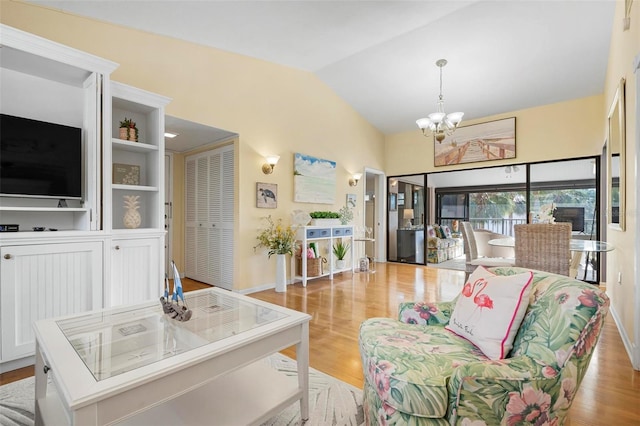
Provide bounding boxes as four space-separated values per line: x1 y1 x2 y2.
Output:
184 145 234 290
0 241 103 362
295 225 354 287
0 25 172 370
105 82 170 306
107 236 162 307
0 24 114 371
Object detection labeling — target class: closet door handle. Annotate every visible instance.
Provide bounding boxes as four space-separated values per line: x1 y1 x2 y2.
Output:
3 254 12 260
115 245 120 250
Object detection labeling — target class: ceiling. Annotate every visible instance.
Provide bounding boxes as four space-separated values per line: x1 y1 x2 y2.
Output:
29 0 615 148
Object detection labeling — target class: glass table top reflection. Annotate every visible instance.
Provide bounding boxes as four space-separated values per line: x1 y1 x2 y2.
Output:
488 237 615 252
55 289 288 381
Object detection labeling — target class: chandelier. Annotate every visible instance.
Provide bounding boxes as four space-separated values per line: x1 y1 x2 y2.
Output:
416 59 464 143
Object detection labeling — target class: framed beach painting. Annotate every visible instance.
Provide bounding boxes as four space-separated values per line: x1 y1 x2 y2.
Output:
256 182 277 208
434 117 516 167
293 153 336 204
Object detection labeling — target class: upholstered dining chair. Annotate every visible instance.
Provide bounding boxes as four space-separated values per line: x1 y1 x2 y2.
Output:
514 223 572 276
460 221 515 274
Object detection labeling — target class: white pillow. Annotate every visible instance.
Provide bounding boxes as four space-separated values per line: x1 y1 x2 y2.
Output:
445 266 533 359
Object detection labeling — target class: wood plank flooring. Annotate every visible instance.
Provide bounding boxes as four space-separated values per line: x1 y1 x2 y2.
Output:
248 263 639 425
2 263 638 424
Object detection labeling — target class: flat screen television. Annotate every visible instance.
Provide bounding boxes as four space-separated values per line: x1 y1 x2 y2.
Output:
1 114 82 199
553 207 585 232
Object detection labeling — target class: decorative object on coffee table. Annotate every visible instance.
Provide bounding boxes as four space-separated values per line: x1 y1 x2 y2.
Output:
123 195 141 228
159 261 192 321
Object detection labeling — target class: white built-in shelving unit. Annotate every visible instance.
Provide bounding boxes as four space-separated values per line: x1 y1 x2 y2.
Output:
0 24 170 372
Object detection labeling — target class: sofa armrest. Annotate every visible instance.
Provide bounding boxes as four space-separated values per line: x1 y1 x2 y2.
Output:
398 299 455 325
449 355 560 424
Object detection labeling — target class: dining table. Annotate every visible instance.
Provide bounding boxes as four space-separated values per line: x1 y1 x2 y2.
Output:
488 237 614 282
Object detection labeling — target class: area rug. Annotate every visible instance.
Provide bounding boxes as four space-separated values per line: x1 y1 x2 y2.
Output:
427 255 466 272
0 353 364 426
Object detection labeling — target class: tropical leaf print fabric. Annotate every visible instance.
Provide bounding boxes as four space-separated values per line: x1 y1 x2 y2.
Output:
359 267 609 426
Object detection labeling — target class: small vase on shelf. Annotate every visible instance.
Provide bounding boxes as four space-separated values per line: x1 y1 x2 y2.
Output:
119 117 138 142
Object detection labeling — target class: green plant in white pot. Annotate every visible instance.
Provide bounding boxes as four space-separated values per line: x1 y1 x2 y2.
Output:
333 240 350 270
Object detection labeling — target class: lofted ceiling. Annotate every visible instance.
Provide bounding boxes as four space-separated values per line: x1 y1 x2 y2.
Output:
29 0 615 142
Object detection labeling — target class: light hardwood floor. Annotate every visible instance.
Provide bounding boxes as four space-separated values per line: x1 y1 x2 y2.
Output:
2 263 638 424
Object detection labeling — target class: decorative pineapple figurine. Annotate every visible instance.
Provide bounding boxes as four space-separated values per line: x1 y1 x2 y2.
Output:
123 195 142 229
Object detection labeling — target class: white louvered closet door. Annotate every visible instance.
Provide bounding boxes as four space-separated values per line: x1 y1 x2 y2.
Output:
184 145 234 289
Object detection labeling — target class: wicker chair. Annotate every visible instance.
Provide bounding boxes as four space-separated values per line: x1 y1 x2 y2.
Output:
460 221 514 274
514 223 571 276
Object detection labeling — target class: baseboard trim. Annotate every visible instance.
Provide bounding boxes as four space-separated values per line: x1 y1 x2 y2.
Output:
608 305 639 370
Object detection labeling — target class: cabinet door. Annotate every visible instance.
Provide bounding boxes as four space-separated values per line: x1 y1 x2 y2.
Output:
109 237 161 307
1 242 103 362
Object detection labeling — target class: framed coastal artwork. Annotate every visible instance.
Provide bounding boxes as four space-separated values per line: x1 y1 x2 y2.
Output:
256 182 277 208
434 117 516 167
293 153 336 204
347 193 357 208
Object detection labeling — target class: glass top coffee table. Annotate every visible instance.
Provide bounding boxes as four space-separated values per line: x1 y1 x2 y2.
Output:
33 287 311 425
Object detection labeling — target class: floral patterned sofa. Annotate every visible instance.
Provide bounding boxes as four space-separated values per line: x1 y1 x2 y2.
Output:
359 267 609 425
426 224 463 263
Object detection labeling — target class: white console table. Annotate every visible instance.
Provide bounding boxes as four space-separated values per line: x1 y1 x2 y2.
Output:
295 225 354 287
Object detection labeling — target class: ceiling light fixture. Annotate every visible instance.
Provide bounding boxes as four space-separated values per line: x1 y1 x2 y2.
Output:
164 132 178 138
416 59 464 143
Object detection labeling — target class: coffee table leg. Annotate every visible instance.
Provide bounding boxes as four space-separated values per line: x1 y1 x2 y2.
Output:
297 322 310 420
34 342 47 426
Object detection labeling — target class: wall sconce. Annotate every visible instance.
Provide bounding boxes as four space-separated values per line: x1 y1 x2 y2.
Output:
262 155 280 174
349 173 362 187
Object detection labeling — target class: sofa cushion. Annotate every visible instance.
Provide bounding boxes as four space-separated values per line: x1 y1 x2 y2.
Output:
446 266 533 359
359 318 488 418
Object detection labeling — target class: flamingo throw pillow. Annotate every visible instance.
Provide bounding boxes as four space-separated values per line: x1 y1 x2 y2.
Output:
445 266 534 359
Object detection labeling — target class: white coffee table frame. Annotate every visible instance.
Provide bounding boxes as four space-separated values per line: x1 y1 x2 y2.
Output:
33 288 311 426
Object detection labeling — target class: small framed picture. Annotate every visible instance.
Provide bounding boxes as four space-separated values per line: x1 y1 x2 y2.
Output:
113 163 140 185
257 182 277 208
346 193 356 208
389 193 397 211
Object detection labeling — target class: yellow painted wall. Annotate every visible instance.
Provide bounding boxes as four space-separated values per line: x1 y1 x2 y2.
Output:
602 0 639 366
1 1 385 291
385 94 604 175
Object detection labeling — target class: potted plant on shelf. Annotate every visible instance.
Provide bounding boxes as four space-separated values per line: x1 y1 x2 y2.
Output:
309 211 341 226
119 117 138 142
333 240 350 270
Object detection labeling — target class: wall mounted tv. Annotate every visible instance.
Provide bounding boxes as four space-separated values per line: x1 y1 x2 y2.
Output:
553 207 585 232
1 114 82 199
